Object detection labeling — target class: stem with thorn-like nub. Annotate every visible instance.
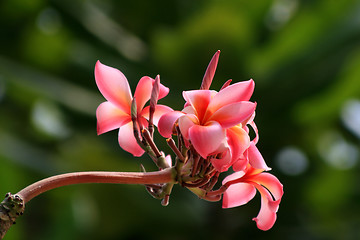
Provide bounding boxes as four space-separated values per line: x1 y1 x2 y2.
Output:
0 168 176 239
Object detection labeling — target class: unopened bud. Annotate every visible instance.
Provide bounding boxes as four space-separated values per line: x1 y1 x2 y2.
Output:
131 97 137 122
200 50 220 90
220 79 232 90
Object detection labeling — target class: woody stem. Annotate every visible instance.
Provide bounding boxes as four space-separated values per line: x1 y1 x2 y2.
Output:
17 167 176 203
0 167 176 239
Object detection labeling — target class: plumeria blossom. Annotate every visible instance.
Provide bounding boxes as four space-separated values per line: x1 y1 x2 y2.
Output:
222 165 283 231
158 52 257 172
95 61 172 156
158 81 256 160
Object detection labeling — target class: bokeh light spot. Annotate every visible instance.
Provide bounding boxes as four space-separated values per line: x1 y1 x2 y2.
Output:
341 99 360 139
275 146 308 176
36 7 62 35
317 131 358 170
31 100 71 139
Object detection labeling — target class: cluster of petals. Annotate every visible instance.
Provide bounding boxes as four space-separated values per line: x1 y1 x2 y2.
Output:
222 165 283 231
95 61 172 157
158 80 257 169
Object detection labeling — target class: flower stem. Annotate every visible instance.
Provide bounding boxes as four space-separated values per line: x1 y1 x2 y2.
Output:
17 168 176 203
0 168 176 239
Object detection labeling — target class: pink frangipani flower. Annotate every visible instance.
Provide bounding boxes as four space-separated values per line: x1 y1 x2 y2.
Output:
222 165 283 231
158 80 256 159
95 61 172 156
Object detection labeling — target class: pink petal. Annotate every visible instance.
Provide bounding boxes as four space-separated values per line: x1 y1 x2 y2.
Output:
251 181 282 231
96 102 131 135
95 61 132 112
247 142 271 171
222 182 256 208
118 122 144 157
158 111 185 138
211 150 232 172
182 106 196 115
222 171 246 184
252 191 278 231
137 116 149 129
200 50 220 90
178 114 198 139
248 120 259 144
227 126 250 162
232 157 248 172
206 80 255 114
208 102 256 128
244 110 256 125
250 174 283 230
182 90 212 121
158 79 170 100
223 171 246 184
188 121 226 158
133 76 169 111
141 105 173 126
252 173 283 200
134 76 153 111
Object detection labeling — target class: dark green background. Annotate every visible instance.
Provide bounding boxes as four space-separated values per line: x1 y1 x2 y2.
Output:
1 0 360 239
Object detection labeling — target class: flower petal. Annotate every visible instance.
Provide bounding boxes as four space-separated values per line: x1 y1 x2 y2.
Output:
250 173 283 230
95 61 132 112
252 173 283 200
178 114 198 139
252 181 282 231
158 111 185 138
252 189 278 231
222 170 246 184
232 157 248 172
206 80 255 114
247 142 271 171
118 122 144 157
188 121 226 158
182 105 196 114
208 102 256 128
227 125 250 162
249 120 259 144
211 149 232 172
158 80 170 100
96 102 131 135
134 76 153 111
133 76 170 111
136 78 158 111
183 90 212 121
141 105 173 126
222 182 256 208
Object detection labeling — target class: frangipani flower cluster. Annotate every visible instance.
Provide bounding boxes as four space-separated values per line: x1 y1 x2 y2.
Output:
95 51 283 231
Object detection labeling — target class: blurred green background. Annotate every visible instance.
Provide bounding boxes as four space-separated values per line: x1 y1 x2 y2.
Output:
1 0 360 239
